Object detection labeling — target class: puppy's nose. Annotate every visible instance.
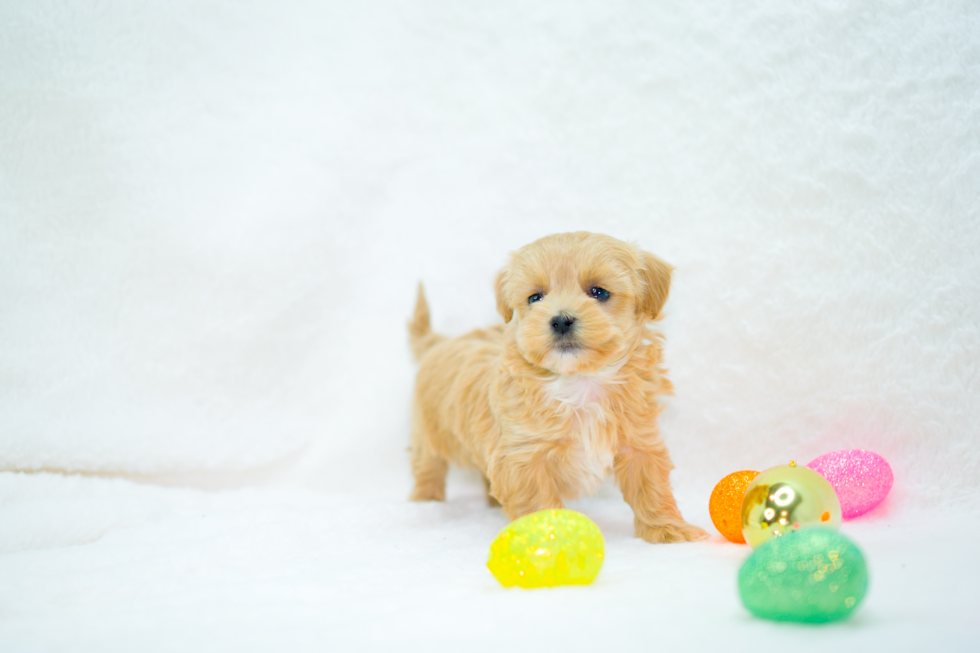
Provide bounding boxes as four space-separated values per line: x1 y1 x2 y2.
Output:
550 313 576 336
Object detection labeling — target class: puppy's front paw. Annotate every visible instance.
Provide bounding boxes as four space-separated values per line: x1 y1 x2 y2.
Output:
636 521 708 544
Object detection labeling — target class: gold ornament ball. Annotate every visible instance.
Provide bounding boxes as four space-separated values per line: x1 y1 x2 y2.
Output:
740 462 842 548
487 509 604 588
709 470 760 544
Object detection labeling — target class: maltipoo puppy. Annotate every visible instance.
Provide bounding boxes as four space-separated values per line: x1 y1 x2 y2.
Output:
407 232 706 543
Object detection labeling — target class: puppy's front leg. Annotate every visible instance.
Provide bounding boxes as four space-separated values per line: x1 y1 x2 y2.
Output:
615 443 707 543
489 446 564 521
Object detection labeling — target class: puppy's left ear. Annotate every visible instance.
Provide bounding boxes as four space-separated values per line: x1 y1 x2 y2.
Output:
494 268 514 323
636 251 673 319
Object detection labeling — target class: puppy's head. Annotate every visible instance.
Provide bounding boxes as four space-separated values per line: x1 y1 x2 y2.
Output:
495 232 672 375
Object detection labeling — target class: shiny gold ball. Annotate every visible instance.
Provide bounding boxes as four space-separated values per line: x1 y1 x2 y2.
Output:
741 463 842 548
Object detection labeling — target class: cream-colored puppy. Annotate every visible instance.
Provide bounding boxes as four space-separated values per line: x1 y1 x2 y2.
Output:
408 232 706 543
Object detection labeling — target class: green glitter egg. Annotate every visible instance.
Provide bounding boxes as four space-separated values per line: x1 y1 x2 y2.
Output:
738 529 869 623
487 509 604 588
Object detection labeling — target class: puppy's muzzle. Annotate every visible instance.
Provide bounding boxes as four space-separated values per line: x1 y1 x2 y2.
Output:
550 313 576 337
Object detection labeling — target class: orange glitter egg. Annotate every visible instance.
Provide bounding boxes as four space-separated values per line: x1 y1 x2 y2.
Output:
709 470 760 543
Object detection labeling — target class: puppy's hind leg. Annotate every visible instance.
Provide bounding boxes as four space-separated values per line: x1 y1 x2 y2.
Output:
409 442 448 501
483 475 501 508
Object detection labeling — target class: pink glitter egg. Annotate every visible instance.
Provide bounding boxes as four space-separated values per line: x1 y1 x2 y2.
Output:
807 450 893 520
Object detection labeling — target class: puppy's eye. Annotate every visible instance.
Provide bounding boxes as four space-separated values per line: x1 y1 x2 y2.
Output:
589 286 611 302
527 293 544 304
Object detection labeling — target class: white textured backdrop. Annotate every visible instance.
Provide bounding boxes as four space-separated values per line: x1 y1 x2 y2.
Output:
1 2 979 650
3 0 977 505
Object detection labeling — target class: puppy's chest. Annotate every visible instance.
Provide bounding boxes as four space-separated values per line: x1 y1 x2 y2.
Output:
545 375 622 490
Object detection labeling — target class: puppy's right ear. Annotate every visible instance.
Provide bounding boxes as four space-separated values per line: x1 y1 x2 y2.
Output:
494 268 513 323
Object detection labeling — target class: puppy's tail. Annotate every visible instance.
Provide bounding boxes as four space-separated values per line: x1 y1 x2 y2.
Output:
408 283 442 361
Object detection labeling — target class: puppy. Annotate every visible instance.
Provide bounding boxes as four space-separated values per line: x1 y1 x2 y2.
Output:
407 232 706 543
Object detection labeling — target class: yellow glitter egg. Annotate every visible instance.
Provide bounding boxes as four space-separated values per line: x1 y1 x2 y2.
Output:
487 509 604 588
741 462 842 548
709 470 760 543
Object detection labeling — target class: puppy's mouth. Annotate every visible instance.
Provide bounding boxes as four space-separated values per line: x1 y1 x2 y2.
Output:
553 340 582 354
